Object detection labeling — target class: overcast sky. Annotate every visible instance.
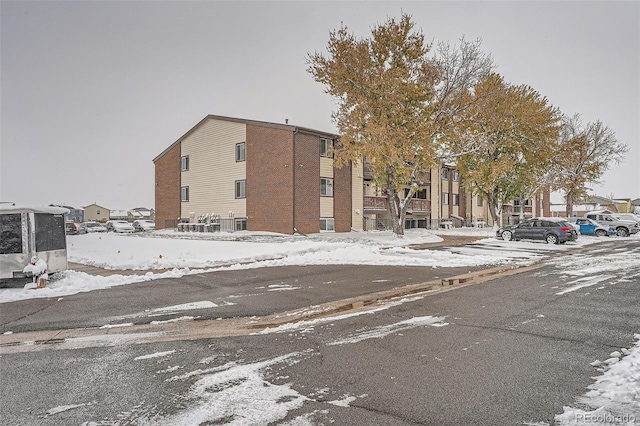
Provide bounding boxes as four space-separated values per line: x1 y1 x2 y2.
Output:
2 1 638 210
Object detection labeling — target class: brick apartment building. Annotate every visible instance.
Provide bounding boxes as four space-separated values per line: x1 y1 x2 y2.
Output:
154 114 551 233
153 115 363 234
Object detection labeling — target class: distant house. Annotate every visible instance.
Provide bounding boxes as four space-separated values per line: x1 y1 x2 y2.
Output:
83 203 110 222
50 204 84 222
110 210 129 220
128 207 154 221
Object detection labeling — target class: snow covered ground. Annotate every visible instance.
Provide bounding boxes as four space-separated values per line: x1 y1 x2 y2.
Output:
0 227 617 304
3 227 639 424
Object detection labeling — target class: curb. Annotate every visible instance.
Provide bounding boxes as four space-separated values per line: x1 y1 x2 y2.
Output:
248 261 542 331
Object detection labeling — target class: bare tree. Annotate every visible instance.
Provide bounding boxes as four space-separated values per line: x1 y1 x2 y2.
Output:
553 114 628 216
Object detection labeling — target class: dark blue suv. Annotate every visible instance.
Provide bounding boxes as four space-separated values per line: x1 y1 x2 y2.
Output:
496 218 578 244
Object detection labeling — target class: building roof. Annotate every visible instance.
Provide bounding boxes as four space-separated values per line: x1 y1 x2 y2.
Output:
0 203 69 215
153 114 339 163
83 203 109 210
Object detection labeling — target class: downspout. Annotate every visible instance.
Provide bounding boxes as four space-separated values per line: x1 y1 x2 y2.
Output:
292 127 298 234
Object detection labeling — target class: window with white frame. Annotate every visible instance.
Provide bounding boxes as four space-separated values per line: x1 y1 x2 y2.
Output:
181 155 189 171
441 168 449 180
453 193 459 206
320 138 333 158
320 218 335 231
235 218 247 231
442 192 449 205
235 142 246 162
181 186 189 202
235 180 246 199
477 197 484 207
320 178 333 196
453 170 460 181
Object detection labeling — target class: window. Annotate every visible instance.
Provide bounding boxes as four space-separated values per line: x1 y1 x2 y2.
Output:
235 180 246 199
181 186 189 202
235 218 247 231
442 192 449 205
235 142 246 162
441 168 449 180
320 218 335 231
453 194 459 206
320 138 333 158
404 188 427 199
181 155 189 171
453 170 460 181
0 213 23 255
320 178 333 196
34 213 66 252
477 197 484 207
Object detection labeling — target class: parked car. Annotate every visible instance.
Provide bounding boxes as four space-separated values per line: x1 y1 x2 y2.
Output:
105 220 135 233
615 213 640 224
583 212 640 237
575 218 615 237
77 221 108 234
496 218 578 244
65 221 78 235
133 220 155 232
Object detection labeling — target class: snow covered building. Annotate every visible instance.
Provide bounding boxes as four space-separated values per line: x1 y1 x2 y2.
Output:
153 115 362 234
153 114 551 233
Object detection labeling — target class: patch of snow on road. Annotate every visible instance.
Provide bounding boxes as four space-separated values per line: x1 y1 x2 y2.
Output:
556 334 640 424
555 275 616 295
153 351 313 426
149 301 218 313
46 401 97 416
328 316 448 346
134 350 176 361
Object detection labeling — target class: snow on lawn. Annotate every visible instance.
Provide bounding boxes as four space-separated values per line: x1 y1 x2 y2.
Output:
0 227 623 304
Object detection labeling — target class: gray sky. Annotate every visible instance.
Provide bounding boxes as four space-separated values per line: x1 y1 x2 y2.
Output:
2 1 638 210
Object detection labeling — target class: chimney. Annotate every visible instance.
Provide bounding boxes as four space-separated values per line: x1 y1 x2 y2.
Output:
285 119 289 124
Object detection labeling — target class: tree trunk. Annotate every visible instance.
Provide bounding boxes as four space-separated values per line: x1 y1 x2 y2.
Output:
565 191 574 218
386 166 406 236
487 192 502 228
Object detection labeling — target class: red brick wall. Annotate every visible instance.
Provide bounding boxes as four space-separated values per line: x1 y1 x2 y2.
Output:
246 125 295 234
154 143 181 229
334 161 352 232
293 132 321 234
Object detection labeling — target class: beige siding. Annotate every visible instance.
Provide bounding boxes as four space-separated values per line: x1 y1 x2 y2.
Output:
181 119 246 220
320 197 334 218
319 157 335 219
351 162 363 230
320 157 334 178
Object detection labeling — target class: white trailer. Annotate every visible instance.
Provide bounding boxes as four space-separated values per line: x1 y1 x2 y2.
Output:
0 204 68 285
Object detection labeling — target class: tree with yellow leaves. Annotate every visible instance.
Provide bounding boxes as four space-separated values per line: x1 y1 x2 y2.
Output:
307 13 492 235
453 73 562 227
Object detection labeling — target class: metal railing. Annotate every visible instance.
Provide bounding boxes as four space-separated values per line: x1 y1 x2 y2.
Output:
170 218 245 233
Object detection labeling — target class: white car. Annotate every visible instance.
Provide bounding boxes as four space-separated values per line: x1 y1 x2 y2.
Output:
78 221 108 234
615 213 640 224
106 220 135 233
133 220 155 232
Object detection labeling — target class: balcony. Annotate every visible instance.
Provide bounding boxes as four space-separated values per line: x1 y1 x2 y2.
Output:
408 198 430 212
364 195 387 211
364 196 431 213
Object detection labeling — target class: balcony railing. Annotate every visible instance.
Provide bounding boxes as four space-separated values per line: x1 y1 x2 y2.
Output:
364 196 431 213
408 199 430 212
364 196 387 211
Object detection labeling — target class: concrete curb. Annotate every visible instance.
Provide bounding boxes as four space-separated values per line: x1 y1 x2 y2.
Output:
248 261 543 330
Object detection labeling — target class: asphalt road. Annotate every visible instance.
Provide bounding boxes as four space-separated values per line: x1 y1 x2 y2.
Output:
1 239 639 425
